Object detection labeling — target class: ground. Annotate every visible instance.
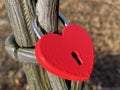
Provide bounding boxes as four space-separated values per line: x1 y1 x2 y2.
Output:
0 0 120 90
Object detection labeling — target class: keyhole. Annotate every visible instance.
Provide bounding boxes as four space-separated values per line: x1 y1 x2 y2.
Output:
71 52 82 65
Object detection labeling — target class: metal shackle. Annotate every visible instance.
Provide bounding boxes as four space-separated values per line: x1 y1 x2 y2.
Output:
32 12 69 39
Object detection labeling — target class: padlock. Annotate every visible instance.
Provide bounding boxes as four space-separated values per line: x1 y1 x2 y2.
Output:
32 12 94 81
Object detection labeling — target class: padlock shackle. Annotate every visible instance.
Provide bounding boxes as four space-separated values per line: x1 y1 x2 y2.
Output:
58 12 69 27
32 12 69 39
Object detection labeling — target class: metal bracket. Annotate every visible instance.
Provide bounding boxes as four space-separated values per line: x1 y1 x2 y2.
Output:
5 33 38 63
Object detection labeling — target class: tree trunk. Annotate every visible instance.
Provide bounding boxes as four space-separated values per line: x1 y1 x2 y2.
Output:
4 0 84 90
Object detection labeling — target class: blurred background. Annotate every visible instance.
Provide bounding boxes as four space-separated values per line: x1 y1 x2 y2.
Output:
0 0 120 90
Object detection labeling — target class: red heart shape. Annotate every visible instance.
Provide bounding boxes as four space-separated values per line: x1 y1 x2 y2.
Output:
35 24 94 81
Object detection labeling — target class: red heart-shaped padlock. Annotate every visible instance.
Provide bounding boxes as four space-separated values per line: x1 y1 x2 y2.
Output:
35 24 94 81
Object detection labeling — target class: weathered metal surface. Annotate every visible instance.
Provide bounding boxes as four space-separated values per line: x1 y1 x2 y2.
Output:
5 33 18 61
5 33 37 63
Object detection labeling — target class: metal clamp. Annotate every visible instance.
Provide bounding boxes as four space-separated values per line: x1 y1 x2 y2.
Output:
5 33 38 63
